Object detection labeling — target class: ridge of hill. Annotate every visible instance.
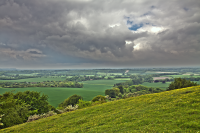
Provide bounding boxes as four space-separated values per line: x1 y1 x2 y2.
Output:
1 86 200 132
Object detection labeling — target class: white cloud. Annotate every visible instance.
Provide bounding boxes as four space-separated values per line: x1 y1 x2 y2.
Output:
109 23 121 28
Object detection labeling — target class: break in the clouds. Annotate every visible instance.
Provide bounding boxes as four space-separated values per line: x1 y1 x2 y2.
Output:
0 0 200 69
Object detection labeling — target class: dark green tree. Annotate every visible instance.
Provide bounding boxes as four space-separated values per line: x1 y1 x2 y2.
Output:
91 95 106 103
0 92 30 129
13 91 50 115
167 78 198 91
59 94 83 107
105 89 111 96
118 85 124 94
109 89 116 98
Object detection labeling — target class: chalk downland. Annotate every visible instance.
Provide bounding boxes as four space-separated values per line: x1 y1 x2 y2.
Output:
1 86 200 132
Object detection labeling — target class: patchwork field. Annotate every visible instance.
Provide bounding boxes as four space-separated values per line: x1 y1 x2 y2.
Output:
0 80 127 107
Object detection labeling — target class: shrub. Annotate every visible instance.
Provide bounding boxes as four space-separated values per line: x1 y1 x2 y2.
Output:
63 105 78 112
0 114 4 126
167 78 198 91
27 111 57 122
105 89 111 96
92 95 106 103
27 114 41 122
112 88 120 96
118 85 124 94
77 99 92 109
122 94 127 99
13 91 50 115
59 94 83 107
0 92 30 129
105 95 109 99
109 90 116 98
118 93 122 98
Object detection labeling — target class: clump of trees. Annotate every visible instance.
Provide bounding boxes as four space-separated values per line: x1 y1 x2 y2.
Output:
91 95 106 103
0 91 55 129
58 94 83 108
124 85 163 94
66 75 106 82
105 84 163 99
114 75 154 87
0 81 83 88
0 76 40 80
167 78 198 91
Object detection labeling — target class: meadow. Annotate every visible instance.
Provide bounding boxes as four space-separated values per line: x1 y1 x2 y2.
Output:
161 74 200 78
141 82 171 90
2 86 200 132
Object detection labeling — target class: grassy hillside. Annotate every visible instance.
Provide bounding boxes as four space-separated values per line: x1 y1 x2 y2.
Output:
1 86 200 132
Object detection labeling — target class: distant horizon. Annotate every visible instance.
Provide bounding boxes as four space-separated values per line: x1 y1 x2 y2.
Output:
1 66 200 71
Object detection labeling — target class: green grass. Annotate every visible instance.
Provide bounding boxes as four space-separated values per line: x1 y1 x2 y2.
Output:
196 81 200 84
114 78 130 80
161 75 200 78
141 82 171 90
0 80 126 108
96 72 123 76
1 86 200 132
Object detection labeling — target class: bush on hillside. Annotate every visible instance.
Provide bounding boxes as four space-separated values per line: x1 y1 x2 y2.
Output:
105 89 115 98
112 88 120 96
109 90 116 98
63 105 79 112
59 94 83 107
0 92 30 129
118 85 124 94
77 99 92 109
13 91 50 115
92 95 106 103
118 93 122 98
167 78 198 91
27 111 57 122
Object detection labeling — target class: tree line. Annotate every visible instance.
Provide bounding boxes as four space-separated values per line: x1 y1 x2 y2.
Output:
0 81 83 88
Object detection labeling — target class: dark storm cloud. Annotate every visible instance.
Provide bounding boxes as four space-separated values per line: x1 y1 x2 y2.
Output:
0 0 200 68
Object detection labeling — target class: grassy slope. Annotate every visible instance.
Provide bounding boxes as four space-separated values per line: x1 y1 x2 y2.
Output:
2 86 200 132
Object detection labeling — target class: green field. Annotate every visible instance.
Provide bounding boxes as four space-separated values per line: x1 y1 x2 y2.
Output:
161 75 200 78
96 72 123 76
2 86 200 132
0 80 126 107
114 78 130 80
196 81 200 84
141 82 171 90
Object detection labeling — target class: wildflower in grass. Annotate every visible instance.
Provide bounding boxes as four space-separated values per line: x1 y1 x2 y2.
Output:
0 114 4 126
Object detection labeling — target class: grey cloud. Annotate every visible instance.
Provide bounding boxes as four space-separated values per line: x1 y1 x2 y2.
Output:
0 0 200 68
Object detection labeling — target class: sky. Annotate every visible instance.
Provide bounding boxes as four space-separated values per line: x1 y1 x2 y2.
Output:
0 0 200 69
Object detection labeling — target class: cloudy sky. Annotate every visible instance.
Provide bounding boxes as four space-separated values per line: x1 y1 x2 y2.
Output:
0 0 200 69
